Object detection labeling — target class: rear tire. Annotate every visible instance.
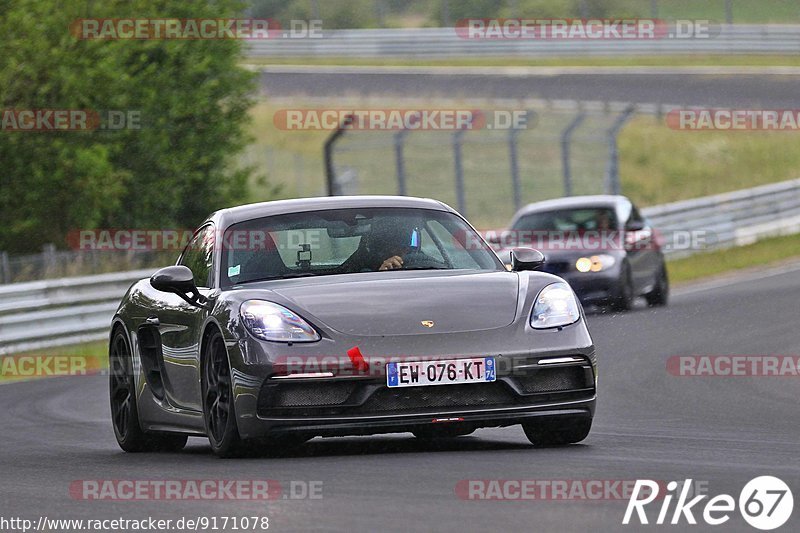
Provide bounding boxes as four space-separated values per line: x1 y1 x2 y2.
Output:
202 329 248 458
645 263 669 307
522 418 592 447
109 328 187 453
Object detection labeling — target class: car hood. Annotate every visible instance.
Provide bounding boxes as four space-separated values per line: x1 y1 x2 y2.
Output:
269 271 520 336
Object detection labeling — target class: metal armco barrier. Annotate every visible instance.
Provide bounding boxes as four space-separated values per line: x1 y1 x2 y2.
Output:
247 25 800 58
0 269 153 355
643 178 800 258
2 178 800 354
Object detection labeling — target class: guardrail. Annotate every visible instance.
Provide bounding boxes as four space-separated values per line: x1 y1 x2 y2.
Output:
247 24 800 58
643 178 800 258
2 178 800 354
0 269 153 355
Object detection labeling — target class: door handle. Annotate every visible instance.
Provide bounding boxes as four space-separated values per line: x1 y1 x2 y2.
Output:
145 316 160 326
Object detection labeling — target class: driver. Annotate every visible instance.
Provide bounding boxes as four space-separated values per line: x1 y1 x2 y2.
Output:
339 219 418 272
371 221 416 271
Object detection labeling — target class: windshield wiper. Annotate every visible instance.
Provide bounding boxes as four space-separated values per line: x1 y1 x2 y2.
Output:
402 266 450 271
238 272 320 283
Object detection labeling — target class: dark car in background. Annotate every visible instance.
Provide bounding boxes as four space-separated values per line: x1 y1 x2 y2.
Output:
492 195 668 311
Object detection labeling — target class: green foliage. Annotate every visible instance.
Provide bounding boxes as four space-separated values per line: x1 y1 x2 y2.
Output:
0 0 259 253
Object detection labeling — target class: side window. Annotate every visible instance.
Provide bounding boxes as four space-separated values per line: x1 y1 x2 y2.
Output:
180 225 215 288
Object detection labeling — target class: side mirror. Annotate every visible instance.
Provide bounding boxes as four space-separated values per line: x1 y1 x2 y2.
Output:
626 219 646 231
510 248 545 272
150 266 208 308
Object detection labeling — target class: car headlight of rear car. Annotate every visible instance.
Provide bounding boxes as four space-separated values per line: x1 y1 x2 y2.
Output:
531 282 581 329
575 254 616 273
240 300 320 343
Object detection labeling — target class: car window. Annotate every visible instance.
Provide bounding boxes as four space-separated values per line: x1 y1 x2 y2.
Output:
220 207 502 286
513 208 618 232
179 224 215 288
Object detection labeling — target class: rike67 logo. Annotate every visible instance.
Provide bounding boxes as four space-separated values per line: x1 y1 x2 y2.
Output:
624 477 793 530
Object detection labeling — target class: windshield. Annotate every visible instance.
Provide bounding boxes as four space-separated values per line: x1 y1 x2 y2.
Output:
513 207 618 233
220 207 503 286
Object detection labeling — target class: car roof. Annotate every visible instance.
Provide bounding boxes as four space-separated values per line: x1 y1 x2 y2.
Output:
510 195 632 226
206 195 454 229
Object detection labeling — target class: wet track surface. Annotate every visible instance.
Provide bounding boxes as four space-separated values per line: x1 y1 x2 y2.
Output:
1 267 799 532
259 68 800 107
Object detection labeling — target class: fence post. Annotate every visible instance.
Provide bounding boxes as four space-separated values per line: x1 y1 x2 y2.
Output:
453 128 466 215
323 114 353 196
724 0 733 24
375 0 386 28
508 111 531 212
0 251 9 284
650 0 658 18
560 110 586 197
394 130 408 196
604 105 636 196
393 112 420 196
42 243 57 278
451 112 478 216
442 0 451 26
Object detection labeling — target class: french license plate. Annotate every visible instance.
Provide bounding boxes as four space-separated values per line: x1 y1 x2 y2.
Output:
386 357 496 388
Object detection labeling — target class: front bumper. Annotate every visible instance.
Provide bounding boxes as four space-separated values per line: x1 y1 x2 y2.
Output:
233 351 597 439
544 265 623 305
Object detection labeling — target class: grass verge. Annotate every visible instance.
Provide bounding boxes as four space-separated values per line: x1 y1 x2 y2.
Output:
667 233 800 284
244 55 800 68
0 341 108 384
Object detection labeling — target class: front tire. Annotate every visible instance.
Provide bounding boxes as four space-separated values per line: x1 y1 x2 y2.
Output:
609 264 634 312
522 418 592 447
109 328 187 452
645 263 669 307
202 329 248 458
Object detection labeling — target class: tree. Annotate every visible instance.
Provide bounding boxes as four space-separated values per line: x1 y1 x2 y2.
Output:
0 0 258 253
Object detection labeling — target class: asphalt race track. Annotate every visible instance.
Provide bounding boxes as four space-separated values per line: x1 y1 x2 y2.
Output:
1 266 799 532
259 66 800 107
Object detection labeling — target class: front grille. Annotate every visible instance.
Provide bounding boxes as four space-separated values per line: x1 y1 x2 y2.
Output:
356 382 515 413
265 381 357 407
514 366 588 394
256 364 595 418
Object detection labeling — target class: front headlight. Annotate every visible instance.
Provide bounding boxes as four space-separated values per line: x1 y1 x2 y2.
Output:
531 282 581 329
240 300 320 343
576 254 616 272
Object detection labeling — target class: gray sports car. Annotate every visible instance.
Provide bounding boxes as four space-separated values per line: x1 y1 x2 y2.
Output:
109 196 597 457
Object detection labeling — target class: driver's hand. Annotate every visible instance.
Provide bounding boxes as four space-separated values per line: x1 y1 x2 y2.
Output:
379 255 404 271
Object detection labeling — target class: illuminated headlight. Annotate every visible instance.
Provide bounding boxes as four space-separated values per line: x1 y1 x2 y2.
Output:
576 254 616 273
531 282 581 329
240 300 320 343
